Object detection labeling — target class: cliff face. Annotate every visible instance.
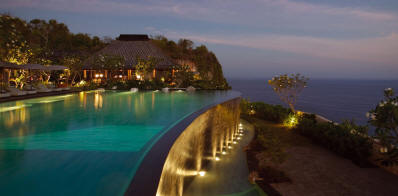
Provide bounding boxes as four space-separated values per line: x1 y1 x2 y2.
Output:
151 36 230 89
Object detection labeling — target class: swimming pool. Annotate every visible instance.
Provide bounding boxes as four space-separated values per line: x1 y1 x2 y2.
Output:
0 90 240 195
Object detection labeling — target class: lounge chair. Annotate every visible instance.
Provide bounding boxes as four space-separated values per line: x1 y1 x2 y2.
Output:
36 84 52 93
48 84 62 92
26 90 37 95
24 85 37 95
0 92 11 98
7 87 27 96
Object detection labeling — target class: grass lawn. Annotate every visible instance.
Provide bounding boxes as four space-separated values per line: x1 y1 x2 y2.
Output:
245 117 398 196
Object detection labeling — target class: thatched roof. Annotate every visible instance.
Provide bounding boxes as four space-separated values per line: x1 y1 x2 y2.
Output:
20 64 68 70
0 62 68 70
83 35 174 70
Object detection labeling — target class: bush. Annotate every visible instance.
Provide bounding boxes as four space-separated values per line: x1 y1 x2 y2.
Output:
367 88 398 166
241 100 292 123
294 115 373 166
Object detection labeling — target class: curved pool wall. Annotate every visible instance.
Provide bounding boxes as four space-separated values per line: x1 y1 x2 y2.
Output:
0 90 240 196
125 97 241 196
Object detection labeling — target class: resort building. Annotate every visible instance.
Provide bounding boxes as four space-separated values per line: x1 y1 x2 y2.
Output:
82 34 175 82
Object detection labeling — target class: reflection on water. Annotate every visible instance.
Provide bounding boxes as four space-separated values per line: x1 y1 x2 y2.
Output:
0 90 240 195
94 92 103 109
3 102 29 128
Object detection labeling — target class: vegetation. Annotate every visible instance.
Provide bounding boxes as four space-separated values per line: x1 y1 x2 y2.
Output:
268 74 308 112
151 35 230 89
242 98 373 167
0 14 106 65
135 57 157 80
1 14 230 90
294 114 373 166
241 99 292 123
368 88 398 166
246 118 291 185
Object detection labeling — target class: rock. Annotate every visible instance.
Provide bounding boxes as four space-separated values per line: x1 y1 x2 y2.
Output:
162 87 169 93
112 86 117 90
130 88 138 92
186 86 196 92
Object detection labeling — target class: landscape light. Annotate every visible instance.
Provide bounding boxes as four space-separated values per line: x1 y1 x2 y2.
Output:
215 157 220 161
136 75 141 79
100 74 104 77
237 137 241 140
198 171 206 177
95 74 99 78
222 151 227 155
233 141 237 144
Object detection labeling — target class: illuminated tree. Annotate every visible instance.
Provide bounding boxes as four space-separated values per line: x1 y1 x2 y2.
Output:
172 64 194 87
63 56 83 85
268 73 308 113
135 56 158 80
94 54 125 79
368 88 398 166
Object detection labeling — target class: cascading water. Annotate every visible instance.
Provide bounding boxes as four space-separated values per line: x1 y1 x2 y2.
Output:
155 98 240 196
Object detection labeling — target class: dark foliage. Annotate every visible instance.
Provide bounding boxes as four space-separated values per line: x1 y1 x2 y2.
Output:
241 99 292 123
294 114 373 166
151 35 230 89
1 14 107 65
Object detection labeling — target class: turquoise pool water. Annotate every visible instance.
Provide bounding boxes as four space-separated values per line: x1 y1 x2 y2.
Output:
0 90 239 196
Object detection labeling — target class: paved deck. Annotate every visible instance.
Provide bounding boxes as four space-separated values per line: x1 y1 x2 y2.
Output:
184 120 266 196
0 90 79 103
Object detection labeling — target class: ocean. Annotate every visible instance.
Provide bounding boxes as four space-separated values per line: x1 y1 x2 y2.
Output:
229 79 398 126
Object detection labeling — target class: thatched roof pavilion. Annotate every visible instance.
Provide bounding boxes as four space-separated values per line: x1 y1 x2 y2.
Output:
83 34 174 70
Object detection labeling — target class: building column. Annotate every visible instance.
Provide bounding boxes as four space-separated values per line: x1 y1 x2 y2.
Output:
128 70 132 80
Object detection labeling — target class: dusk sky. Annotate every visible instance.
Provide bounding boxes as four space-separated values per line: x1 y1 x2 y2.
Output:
1 0 398 79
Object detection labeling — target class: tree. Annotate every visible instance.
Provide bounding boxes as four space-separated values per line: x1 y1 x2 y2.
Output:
93 54 125 79
151 36 230 89
368 88 398 166
135 56 158 80
172 64 194 87
63 56 83 85
268 73 309 113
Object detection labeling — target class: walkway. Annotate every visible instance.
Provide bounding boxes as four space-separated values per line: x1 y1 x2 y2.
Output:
184 120 266 196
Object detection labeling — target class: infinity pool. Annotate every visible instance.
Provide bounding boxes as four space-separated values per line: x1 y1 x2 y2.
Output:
0 90 239 195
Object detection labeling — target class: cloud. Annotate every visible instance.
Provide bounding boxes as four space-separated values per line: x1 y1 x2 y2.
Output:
160 30 398 65
2 0 397 22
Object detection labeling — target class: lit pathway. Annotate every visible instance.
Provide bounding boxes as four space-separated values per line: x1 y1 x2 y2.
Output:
183 120 266 196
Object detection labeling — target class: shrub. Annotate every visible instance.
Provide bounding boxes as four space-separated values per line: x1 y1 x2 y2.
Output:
241 101 292 123
294 115 373 166
367 88 398 166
